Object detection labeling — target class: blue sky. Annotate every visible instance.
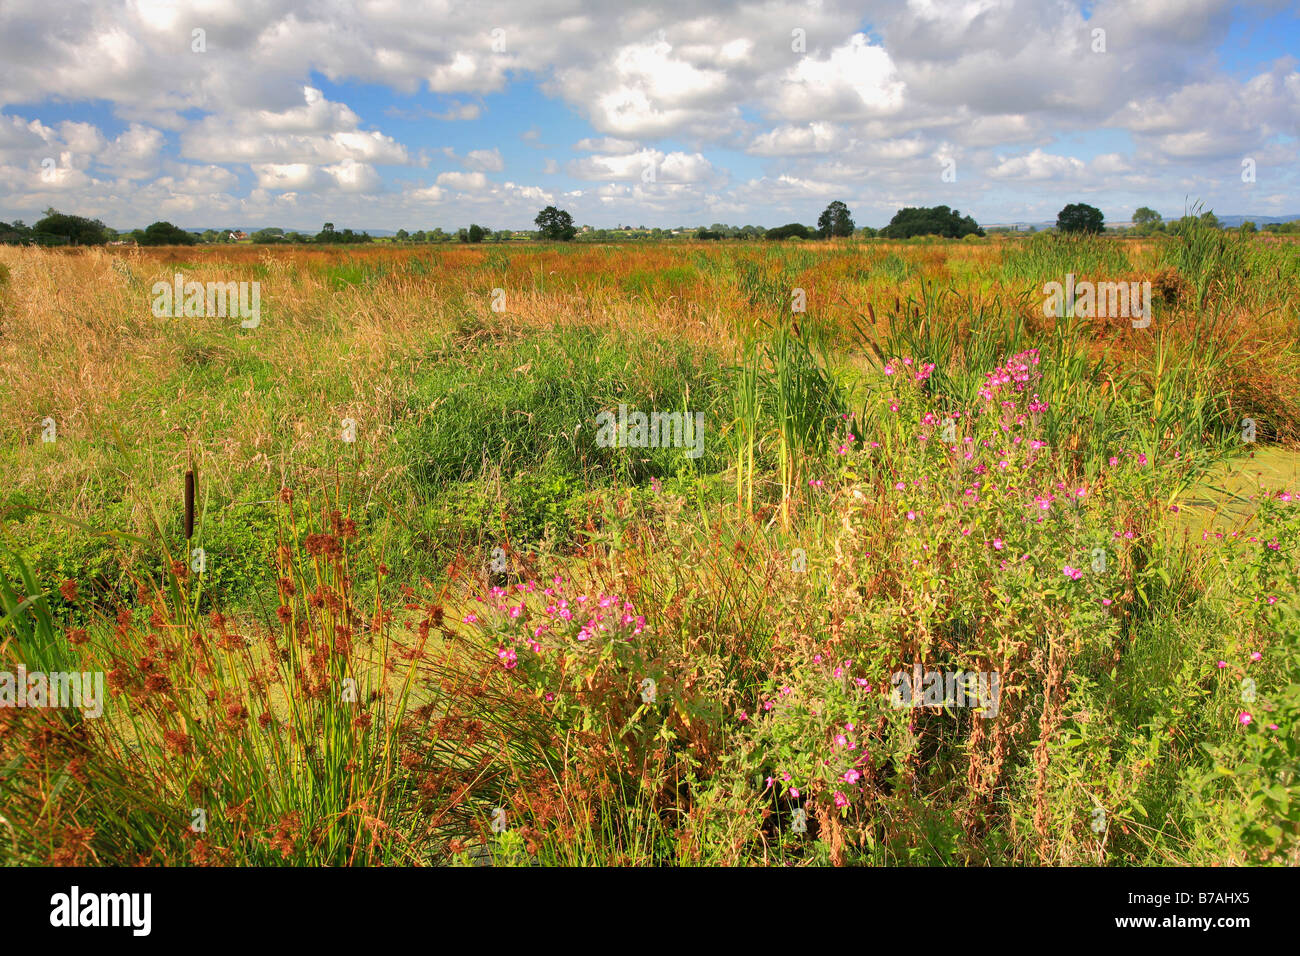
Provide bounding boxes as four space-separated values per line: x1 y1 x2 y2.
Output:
0 0 1297 231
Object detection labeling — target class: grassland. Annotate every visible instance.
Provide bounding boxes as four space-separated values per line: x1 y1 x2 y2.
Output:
2 228 1300 866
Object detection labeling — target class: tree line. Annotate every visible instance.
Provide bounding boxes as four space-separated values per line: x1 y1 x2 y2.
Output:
3 201 1287 248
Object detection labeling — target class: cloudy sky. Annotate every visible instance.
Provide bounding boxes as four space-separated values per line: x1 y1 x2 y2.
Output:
0 0 1297 231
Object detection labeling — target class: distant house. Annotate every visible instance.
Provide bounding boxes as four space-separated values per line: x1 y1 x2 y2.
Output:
108 238 137 246
228 230 249 240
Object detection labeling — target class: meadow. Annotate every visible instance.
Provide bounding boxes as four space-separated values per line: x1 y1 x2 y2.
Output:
2 227 1299 866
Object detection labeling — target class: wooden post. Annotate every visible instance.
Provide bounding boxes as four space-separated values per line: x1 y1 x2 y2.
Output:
184 468 196 540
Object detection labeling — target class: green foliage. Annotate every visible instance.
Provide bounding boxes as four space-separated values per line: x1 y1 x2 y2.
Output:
765 223 814 240
817 201 855 239
1133 207 1163 232
534 206 577 241
31 211 109 246
314 226 373 244
1056 202 1106 235
137 221 198 246
1160 202 1251 310
1000 231 1132 285
398 326 728 493
880 205 983 239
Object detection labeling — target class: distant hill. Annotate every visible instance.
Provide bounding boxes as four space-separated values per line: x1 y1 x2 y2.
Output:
1213 214 1300 227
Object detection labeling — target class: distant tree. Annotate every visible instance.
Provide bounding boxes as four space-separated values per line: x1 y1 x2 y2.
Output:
323 222 335 233
395 228 410 241
251 228 285 243
696 228 723 240
879 206 983 239
817 200 855 238
534 206 577 241
31 211 109 245
765 223 814 240
857 226 879 238
1240 220 1257 235
135 221 196 246
1055 203 1105 235
466 223 486 243
1132 207 1162 233
314 227 371 244
1199 210 1221 230
0 220 32 244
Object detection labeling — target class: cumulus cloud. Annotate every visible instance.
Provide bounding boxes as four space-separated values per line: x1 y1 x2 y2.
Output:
181 86 409 166
0 0 1293 227
567 149 723 185
463 148 505 172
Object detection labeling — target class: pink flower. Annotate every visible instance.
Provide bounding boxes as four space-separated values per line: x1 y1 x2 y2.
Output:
461 613 479 624
843 769 861 784
992 538 1004 550
1216 660 1227 669
496 647 517 670
833 791 848 808
1250 651 1262 661
1239 712 1253 726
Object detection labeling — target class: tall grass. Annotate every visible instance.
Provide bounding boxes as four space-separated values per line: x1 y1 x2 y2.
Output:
3 237 1300 865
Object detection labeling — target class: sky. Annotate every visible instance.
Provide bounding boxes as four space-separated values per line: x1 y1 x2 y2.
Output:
0 0 1297 232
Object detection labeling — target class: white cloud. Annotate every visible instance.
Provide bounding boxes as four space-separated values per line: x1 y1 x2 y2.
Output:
0 0 1293 228
435 170 490 191
463 148 504 172
748 123 844 156
567 149 723 184
767 34 905 122
987 149 1087 181
574 137 640 154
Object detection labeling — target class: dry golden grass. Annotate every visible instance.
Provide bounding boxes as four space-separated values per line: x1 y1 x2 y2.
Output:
2 236 1297 526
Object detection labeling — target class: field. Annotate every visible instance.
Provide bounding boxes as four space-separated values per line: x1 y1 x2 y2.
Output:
2 229 1300 866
